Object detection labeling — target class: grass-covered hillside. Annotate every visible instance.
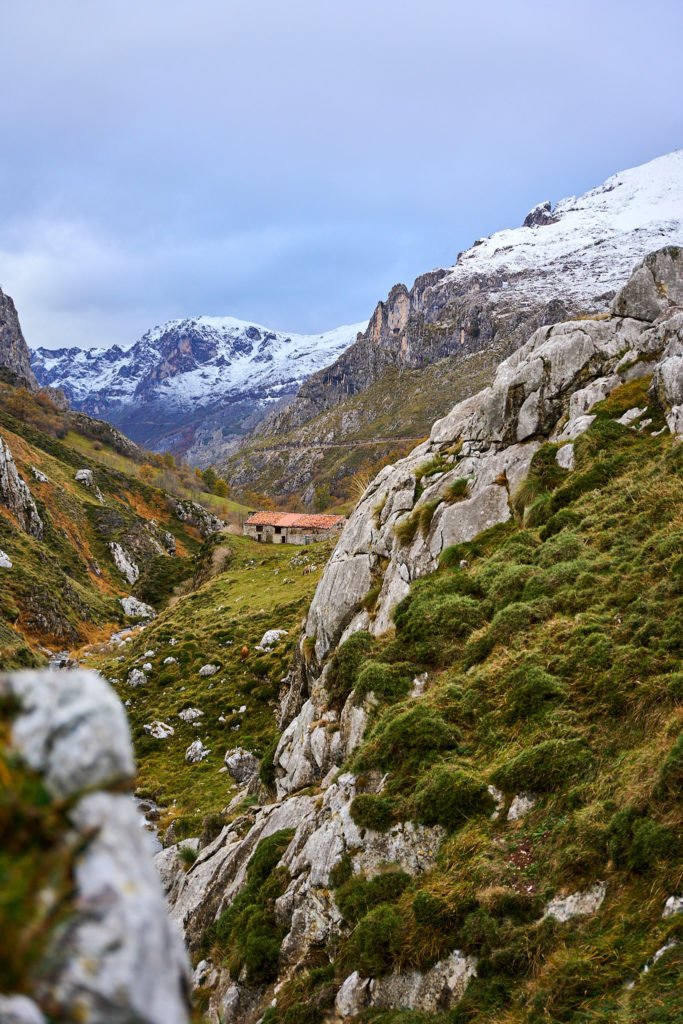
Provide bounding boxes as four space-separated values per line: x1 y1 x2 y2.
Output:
88 533 333 832
0 380 247 668
265 377 683 1023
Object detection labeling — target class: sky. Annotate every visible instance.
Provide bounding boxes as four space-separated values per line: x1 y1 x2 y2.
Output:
0 0 682 351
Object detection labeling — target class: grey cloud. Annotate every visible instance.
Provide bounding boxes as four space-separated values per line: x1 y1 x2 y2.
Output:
0 0 681 348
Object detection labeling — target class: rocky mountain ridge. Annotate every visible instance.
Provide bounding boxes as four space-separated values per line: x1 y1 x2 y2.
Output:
224 150 683 501
30 316 366 462
150 247 683 1022
0 286 38 390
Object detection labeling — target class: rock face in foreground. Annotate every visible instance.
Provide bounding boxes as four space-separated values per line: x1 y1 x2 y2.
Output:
0 669 190 1024
156 248 683 1023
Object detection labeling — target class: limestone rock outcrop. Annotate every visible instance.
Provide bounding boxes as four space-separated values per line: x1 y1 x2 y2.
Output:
0 435 44 538
0 669 191 1024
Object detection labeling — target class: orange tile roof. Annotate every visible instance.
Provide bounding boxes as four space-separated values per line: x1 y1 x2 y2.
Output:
245 511 346 529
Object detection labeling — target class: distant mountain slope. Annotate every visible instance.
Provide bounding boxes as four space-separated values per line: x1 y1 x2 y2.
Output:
30 317 367 460
226 149 683 502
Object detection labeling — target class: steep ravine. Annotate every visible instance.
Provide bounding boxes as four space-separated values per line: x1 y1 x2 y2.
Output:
155 248 683 1023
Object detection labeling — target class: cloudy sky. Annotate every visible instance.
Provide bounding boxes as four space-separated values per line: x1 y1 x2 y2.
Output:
1 0 681 350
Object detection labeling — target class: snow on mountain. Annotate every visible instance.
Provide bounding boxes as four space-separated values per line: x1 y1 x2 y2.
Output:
30 316 367 459
32 317 366 410
443 149 683 307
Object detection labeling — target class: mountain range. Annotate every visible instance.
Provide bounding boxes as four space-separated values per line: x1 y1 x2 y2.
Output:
30 317 366 460
15 149 683 504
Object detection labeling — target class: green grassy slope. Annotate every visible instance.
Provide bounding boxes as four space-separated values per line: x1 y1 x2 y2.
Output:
88 534 333 831
266 377 683 1023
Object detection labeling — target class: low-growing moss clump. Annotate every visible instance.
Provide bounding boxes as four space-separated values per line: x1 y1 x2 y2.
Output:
413 766 495 831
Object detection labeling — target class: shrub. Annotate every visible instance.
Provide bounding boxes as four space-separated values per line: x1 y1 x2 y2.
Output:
335 870 410 924
492 739 593 794
259 735 279 787
394 512 419 546
355 704 459 772
536 530 585 567
657 731 683 799
459 908 500 955
417 500 440 536
444 477 470 502
350 793 395 832
326 631 374 705
329 853 353 889
393 584 484 663
464 601 542 666
412 890 468 930
361 583 382 613
480 562 537 611
413 766 495 830
355 661 412 701
607 808 676 873
503 663 566 722
343 903 404 976
209 829 294 983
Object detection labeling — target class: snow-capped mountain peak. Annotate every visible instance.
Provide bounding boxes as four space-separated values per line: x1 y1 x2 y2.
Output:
31 316 367 457
445 149 683 306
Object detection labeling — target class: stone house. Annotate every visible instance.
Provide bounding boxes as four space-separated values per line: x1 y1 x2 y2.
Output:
243 511 346 545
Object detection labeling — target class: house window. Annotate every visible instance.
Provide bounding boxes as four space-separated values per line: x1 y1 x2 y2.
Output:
256 524 263 533
274 525 282 535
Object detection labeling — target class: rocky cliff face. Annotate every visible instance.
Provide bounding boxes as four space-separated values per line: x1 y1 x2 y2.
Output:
156 248 683 1022
31 317 366 462
0 287 38 390
0 668 190 1024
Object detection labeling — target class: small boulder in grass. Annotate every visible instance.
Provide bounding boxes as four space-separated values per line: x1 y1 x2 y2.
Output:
186 739 211 763
120 596 156 619
144 721 174 740
199 664 219 677
224 746 259 785
178 707 203 723
256 628 288 651
127 668 147 687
